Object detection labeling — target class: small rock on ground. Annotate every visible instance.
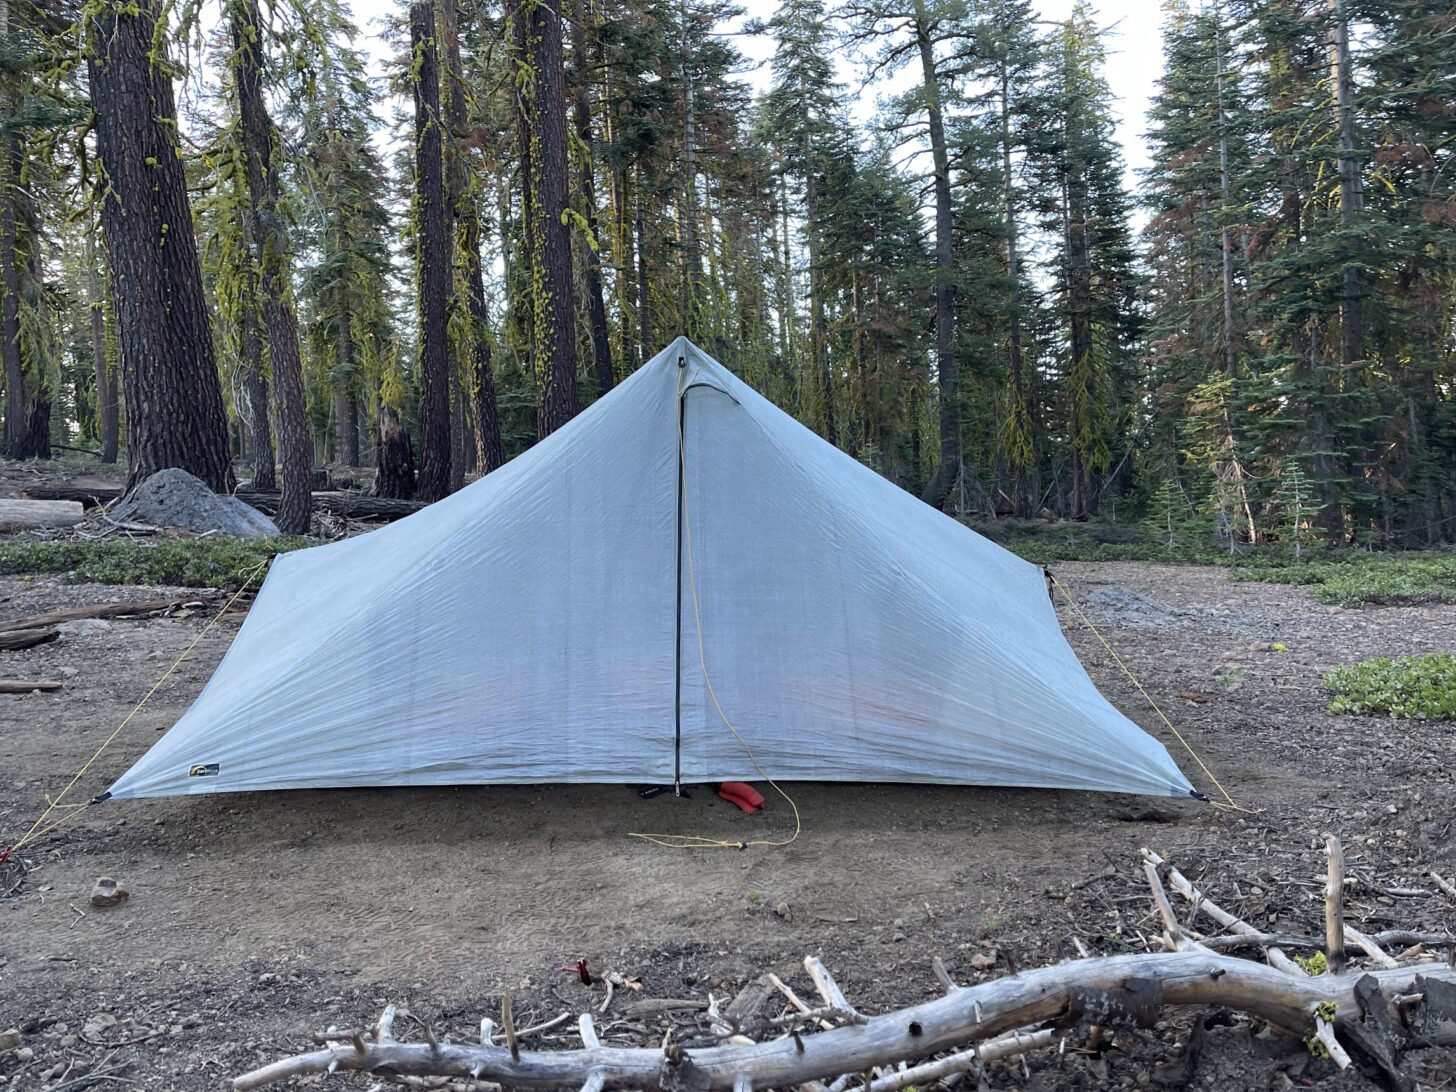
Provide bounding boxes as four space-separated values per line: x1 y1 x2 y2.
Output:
90 877 128 908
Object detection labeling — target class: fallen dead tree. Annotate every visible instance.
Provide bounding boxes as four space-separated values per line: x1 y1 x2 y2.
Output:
0 596 220 633
23 483 425 522
235 841 1456 1091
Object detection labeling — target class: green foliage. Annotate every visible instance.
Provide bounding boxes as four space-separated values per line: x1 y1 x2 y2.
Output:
1224 554 1456 606
0 536 311 588
1325 654 1456 719
1293 951 1327 975
1142 477 1198 548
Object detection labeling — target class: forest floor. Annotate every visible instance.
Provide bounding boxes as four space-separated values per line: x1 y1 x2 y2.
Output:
2 511 1455 1089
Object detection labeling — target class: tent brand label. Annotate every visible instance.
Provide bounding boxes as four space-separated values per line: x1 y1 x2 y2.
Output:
188 763 221 778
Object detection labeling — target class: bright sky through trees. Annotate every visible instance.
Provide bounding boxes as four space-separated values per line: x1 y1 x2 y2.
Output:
338 0 1160 192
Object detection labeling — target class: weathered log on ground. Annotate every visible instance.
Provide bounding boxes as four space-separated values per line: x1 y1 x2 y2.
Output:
0 626 59 651
0 596 218 633
0 679 61 693
0 499 85 531
233 955 1456 1090
23 483 425 522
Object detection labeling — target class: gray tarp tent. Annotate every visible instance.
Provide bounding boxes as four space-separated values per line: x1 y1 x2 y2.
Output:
107 338 1194 800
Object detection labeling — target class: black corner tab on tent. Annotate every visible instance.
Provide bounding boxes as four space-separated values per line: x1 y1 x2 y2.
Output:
678 355 686 369
1188 789 1210 803
90 791 112 805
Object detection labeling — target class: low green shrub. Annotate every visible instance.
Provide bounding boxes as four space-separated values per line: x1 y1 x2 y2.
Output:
0 536 312 588
1325 653 1456 719
1224 554 1456 606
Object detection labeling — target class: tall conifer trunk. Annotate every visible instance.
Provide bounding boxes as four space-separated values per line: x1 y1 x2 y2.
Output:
570 0 614 397
803 139 834 444
915 2 958 511
84 223 118 464
1000 68 1031 517
510 0 578 437
1329 0 1363 370
678 0 699 337
88 0 233 493
231 0 312 531
635 172 650 360
411 0 453 498
0 0 22 457
440 0 504 473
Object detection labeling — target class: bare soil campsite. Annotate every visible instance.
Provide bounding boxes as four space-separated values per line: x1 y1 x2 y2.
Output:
2 463 1453 1090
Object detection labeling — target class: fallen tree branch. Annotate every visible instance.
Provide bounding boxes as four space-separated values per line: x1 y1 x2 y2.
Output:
0 626 59 651
0 679 62 693
0 596 219 633
22 484 425 522
233 953 1456 1090
1143 848 1305 975
1199 930 1455 955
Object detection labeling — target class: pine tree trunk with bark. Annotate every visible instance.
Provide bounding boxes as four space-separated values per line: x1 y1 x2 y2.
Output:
84 228 118 464
570 0 614 397
914 2 958 511
411 0 454 499
635 172 651 360
87 0 234 494
0 123 23 457
440 0 503 474
375 403 417 498
240 297 276 490
510 0 579 438
231 0 312 533
803 135 834 445
1329 0 1363 370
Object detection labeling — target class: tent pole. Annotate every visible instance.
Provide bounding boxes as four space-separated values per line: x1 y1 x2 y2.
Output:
674 355 687 795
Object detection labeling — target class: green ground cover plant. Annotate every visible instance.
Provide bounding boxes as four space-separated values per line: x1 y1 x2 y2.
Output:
0 537 311 588
1325 654 1456 719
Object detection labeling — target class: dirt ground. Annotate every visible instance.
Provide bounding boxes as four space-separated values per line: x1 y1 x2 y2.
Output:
2 545 1454 1090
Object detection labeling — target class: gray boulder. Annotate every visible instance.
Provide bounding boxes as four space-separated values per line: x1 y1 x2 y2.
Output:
112 468 280 538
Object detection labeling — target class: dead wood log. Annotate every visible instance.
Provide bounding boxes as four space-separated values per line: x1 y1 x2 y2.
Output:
0 679 62 692
232 954 1456 1091
0 626 59 651
1430 871 1456 903
1199 930 1454 956
869 1028 1057 1092
1325 834 1347 974
0 596 218 633
0 499 86 531
1143 848 1305 975
22 484 425 522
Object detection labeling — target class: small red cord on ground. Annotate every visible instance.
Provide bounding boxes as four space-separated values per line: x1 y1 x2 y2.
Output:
0 845 12 866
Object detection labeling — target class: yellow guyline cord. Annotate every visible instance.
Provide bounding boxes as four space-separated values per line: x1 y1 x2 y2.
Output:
4 559 271 856
1046 570 1255 814
629 369 802 851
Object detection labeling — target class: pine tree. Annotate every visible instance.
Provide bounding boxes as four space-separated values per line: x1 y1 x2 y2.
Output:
295 25 396 475
410 0 454 500
843 0 971 510
86 0 234 492
760 0 843 443
228 0 313 532
439 0 504 472
1026 4 1141 518
508 0 579 438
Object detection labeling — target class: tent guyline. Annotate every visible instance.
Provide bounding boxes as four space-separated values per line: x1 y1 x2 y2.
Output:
1045 571 1250 813
0 562 269 865
7 340 1217 841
